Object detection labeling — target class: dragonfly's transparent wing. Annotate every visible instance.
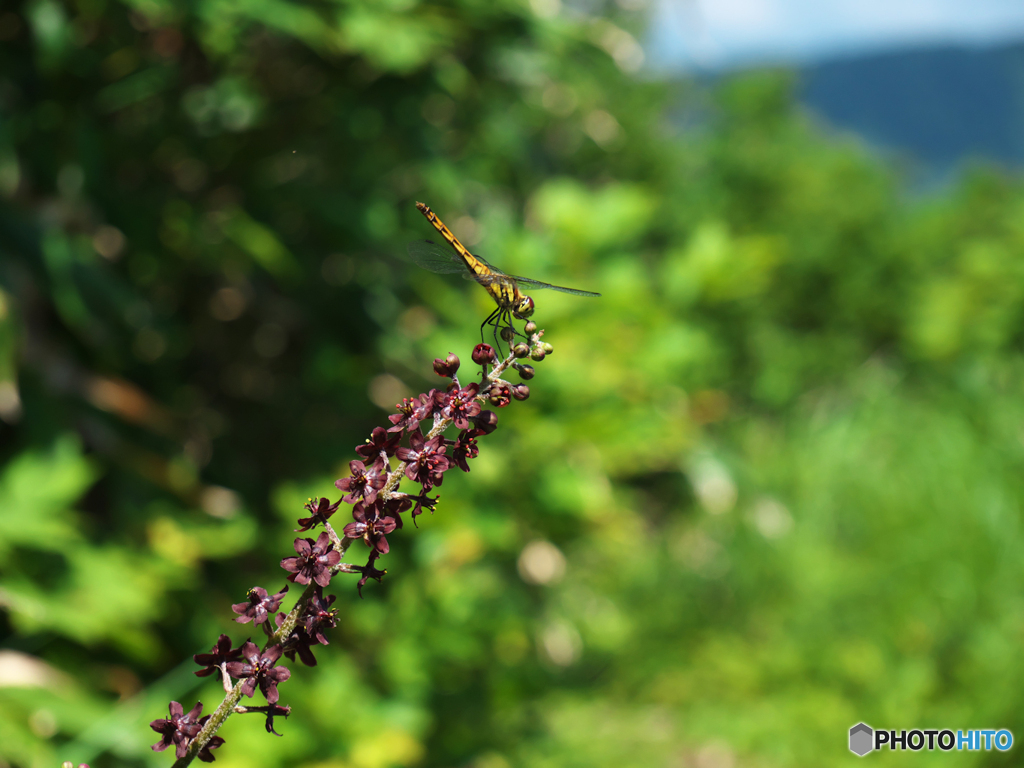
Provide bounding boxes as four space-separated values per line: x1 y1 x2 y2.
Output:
407 241 596 297
407 240 469 274
470 253 504 274
506 275 601 297
407 242 508 284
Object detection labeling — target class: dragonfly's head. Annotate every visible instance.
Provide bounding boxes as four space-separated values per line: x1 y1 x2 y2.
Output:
512 295 535 320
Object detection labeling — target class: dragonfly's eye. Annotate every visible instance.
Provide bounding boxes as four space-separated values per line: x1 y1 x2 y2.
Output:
514 295 535 319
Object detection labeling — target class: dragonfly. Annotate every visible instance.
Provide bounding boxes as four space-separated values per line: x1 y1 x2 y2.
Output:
409 202 600 351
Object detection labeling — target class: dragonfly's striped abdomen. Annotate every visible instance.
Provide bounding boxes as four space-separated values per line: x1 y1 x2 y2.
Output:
415 203 489 278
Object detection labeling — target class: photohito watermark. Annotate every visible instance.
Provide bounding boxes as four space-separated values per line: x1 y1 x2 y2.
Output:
849 724 1013 756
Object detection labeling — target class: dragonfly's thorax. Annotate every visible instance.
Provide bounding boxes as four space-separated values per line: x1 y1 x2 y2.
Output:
512 294 535 319
491 279 518 310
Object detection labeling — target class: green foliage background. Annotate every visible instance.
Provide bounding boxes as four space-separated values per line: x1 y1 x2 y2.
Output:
2 0 1024 766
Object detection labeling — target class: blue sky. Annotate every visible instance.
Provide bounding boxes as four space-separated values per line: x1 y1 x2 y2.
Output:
647 0 1024 70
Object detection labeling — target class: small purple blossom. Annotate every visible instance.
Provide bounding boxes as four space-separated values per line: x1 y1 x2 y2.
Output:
487 382 511 408
413 389 445 421
355 427 402 463
472 409 499 434
281 532 341 587
403 491 439 524
444 382 482 429
302 587 338 645
472 343 496 365
269 611 321 666
263 703 291 736
335 459 386 504
396 429 450 489
450 429 483 472
388 390 444 434
295 497 340 531
343 500 398 554
387 397 421 434
432 353 461 378
232 586 289 626
225 641 291 704
193 635 242 677
349 552 386 597
196 735 226 762
380 495 412 529
284 625 320 666
150 701 217 759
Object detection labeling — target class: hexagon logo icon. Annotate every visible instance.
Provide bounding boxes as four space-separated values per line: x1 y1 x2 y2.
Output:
849 723 873 756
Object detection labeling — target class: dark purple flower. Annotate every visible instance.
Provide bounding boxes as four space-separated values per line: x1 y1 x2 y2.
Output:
403 491 440 524
280 532 341 587
150 701 206 758
472 343 496 365
396 429 449 489
264 703 291 736
193 635 242 677
349 552 387 596
266 611 320 666
412 389 445 429
302 587 338 645
225 641 291 705
512 384 530 401
451 429 483 472
381 495 413 530
232 586 289 626
342 500 398 554
432 353 460 377
387 397 421 434
283 625 320 667
334 459 386 504
444 382 482 428
472 409 499 434
415 389 446 420
487 382 511 408
197 735 226 762
355 426 402 464
388 390 444 434
295 497 340 531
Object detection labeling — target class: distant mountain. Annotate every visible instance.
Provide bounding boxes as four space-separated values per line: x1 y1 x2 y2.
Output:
798 41 1024 175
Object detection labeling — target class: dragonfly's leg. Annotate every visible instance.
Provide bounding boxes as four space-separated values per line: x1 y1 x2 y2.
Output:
480 307 501 347
499 310 525 353
503 310 524 355
491 312 502 354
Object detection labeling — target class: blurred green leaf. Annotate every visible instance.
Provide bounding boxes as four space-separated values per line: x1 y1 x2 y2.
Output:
0 435 96 559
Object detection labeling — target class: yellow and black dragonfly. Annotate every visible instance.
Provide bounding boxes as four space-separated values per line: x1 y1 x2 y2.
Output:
409 202 600 350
